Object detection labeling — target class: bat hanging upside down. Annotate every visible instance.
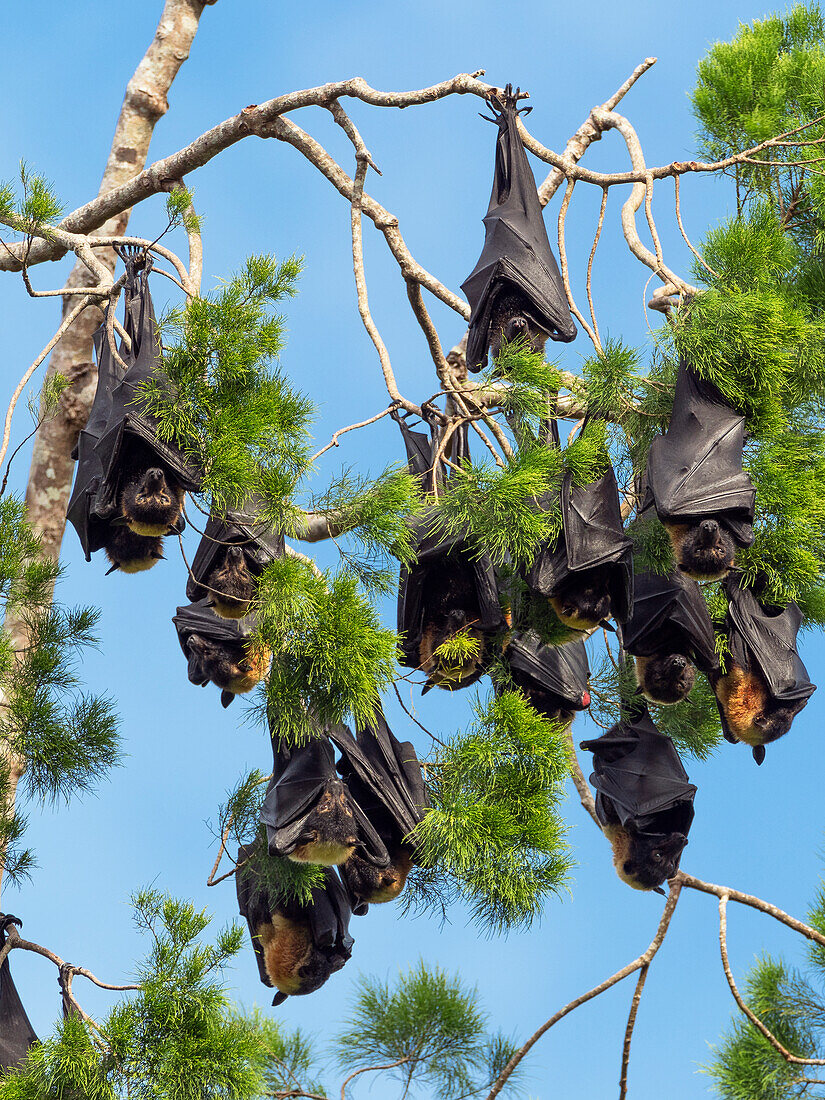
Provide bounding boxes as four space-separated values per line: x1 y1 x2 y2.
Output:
634 652 696 706
256 907 338 1001
712 663 807 760
547 564 614 633
488 289 551 363
601 821 690 892
340 845 413 905
206 544 257 619
665 518 737 582
118 440 185 537
288 783 360 867
184 632 270 708
417 557 487 691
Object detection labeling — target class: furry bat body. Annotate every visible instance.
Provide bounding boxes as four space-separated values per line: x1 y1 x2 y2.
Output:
580 709 696 891
463 85 575 372
236 846 353 1005
117 438 185 537
643 358 755 580
329 713 430 910
620 571 718 705
711 576 815 763
103 526 164 575
415 555 488 690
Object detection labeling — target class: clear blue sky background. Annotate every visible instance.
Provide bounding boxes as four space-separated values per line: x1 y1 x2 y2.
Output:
2 2 824 1097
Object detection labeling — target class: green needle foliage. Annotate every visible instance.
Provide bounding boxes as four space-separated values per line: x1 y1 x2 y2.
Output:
333 960 525 1099
0 499 120 886
406 690 572 933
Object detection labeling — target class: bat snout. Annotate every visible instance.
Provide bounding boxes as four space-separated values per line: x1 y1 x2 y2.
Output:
144 467 165 490
227 545 245 565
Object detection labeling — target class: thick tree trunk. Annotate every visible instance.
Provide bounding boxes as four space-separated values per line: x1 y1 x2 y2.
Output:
0 0 216 895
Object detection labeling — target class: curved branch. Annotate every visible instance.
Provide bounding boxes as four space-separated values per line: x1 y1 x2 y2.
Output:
486 881 682 1099
677 872 825 947
718 895 825 1067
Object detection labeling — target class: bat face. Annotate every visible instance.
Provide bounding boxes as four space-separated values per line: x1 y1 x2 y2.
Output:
288 783 359 866
185 633 270 694
103 526 163 574
548 566 613 631
635 652 696 705
667 519 736 581
207 545 256 619
341 847 413 905
488 289 550 362
606 824 687 891
119 443 185 537
714 663 807 748
258 913 334 997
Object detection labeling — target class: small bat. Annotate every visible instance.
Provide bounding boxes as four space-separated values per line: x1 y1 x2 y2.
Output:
711 575 815 763
462 84 576 372
173 600 270 708
236 844 354 1005
395 413 506 693
186 497 284 619
90 248 201 535
580 708 696 892
329 710 430 909
620 571 719 705
643 358 755 580
260 733 386 868
0 915 38 1069
525 464 634 637
502 629 590 722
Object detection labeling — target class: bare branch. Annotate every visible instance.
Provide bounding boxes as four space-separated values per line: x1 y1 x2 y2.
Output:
486 881 682 1099
564 723 599 827
718 894 825 1066
310 404 400 462
586 188 608 343
620 965 650 1099
673 175 720 280
340 1056 412 1100
557 179 601 352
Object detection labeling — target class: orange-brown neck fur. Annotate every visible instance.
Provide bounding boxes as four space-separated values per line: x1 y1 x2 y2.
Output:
258 914 313 995
714 664 769 744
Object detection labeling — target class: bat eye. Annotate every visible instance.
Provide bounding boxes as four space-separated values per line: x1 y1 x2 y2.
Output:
650 850 663 862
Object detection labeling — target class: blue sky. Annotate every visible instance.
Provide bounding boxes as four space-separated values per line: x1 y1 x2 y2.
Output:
2 2 824 1097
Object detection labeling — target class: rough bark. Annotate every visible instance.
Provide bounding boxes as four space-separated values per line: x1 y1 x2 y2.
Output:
0 0 215 896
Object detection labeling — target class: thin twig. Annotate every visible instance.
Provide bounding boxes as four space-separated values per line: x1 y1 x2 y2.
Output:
564 723 599 827
673 175 720 280
586 188 608 344
392 681 446 747
557 179 601 353
340 1055 412 1100
620 965 650 1099
486 882 682 1099
310 404 399 462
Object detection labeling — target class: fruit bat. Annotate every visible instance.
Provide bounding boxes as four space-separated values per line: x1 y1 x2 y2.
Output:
643 358 755 580
395 413 506 692
185 496 284 619
711 575 816 764
462 84 576 372
66 318 166 575
259 732 387 868
236 844 353 1005
91 247 201 537
328 709 430 910
172 599 270 708
524 462 634 635
501 629 590 722
580 708 696 892
620 571 719 705
0 915 38 1069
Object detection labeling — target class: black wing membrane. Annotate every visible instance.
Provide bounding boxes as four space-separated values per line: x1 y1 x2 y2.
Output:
92 249 202 523
462 86 576 371
502 629 590 715
66 323 122 559
619 570 719 675
580 709 696 835
235 844 354 1005
185 495 285 604
0 916 38 1070
643 358 755 545
329 708 430 857
525 466 634 623
259 732 387 866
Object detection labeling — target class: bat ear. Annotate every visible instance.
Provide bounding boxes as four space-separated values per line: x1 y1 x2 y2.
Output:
752 745 766 766
110 515 129 527
600 620 616 632
168 514 186 535
653 886 666 897
272 991 288 1007
105 561 119 576
421 680 436 696
221 690 235 709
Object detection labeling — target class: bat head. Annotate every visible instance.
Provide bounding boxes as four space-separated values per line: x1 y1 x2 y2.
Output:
288 781 359 866
120 459 185 537
610 826 688 891
488 288 550 364
669 519 736 581
636 652 696 705
185 632 268 695
549 566 613 631
103 526 164 574
207 544 257 619
341 847 413 906
259 913 335 998
419 621 486 691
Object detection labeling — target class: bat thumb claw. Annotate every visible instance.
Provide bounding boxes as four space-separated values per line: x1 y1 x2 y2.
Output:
105 562 119 576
